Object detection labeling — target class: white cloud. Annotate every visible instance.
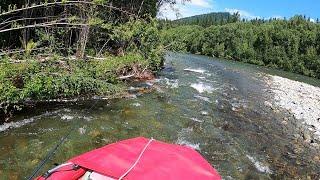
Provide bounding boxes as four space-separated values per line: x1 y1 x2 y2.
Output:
158 3 182 20
189 0 212 8
310 18 315 23
158 0 214 20
225 8 260 20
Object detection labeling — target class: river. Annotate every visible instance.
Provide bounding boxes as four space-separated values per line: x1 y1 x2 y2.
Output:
0 52 319 179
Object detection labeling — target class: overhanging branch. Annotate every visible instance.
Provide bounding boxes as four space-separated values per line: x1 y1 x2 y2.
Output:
0 22 87 33
0 1 137 18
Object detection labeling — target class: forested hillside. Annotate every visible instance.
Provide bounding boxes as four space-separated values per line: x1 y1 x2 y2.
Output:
169 12 240 27
161 15 320 79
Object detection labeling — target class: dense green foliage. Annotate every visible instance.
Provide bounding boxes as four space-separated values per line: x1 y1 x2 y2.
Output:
0 0 170 118
163 12 240 27
0 53 152 114
0 17 163 116
162 15 320 79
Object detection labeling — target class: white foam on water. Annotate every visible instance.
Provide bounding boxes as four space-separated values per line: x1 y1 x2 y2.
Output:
63 108 71 112
0 118 35 132
0 110 63 132
82 116 93 121
40 128 56 132
201 111 209 116
127 94 137 99
184 68 206 74
194 95 212 103
246 155 272 174
162 78 179 89
176 127 201 151
145 82 154 86
191 82 214 93
176 138 201 151
131 102 141 107
61 115 74 121
128 86 136 90
190 117 204 123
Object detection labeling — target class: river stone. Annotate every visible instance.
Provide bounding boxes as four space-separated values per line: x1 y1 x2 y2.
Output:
201 111 209 116
311 142 320 149
302 132 312 142
264 101 273 109
293 147 302 154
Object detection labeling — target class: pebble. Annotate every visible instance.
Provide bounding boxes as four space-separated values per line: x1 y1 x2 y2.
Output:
264 101 273 108
79 127 86 135
302 132 312 143
201 111 209 116
293 147 302 154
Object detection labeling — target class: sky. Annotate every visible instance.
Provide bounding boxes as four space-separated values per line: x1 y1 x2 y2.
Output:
159 0 320 21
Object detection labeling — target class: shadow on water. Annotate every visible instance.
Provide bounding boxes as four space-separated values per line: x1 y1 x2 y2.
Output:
0 52 319 179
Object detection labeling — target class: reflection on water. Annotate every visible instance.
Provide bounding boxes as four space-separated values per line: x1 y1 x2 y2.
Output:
0 53 319 179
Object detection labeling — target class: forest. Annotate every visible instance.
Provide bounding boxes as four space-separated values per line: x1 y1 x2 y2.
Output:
161 14 320 79
166 12 240 27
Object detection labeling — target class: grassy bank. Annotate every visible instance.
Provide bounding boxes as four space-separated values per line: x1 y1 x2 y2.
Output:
0 52 162 121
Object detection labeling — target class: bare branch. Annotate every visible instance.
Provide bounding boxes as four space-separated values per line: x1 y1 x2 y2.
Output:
0 1 137 18
138 0 145 16
0 22 87 34
0 16 68 26
118 73 136 80
0 47 76 56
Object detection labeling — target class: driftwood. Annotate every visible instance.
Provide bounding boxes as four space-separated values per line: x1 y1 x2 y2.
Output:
118 73 136 80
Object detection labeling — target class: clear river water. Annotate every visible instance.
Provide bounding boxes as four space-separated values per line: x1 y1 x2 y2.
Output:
0 53 319 179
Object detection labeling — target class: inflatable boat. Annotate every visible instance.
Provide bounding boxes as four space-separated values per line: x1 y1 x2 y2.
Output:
36 137 221 180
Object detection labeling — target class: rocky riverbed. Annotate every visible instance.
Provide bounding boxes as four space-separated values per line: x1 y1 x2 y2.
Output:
265 75 320 140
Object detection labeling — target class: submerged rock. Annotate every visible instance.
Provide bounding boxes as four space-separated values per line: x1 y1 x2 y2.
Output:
201 111 209 116
246 155 272 174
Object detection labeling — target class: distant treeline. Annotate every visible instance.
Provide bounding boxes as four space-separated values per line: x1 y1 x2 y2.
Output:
161 15 320 79
161 12 240 27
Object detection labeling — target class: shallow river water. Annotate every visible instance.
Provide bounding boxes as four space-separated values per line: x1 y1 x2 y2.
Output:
0 53 320 179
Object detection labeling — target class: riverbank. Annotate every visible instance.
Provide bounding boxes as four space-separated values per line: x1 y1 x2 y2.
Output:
0 53 159 122
265 75 320 141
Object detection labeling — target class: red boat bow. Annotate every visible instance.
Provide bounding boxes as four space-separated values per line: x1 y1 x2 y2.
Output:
37 137 221 180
